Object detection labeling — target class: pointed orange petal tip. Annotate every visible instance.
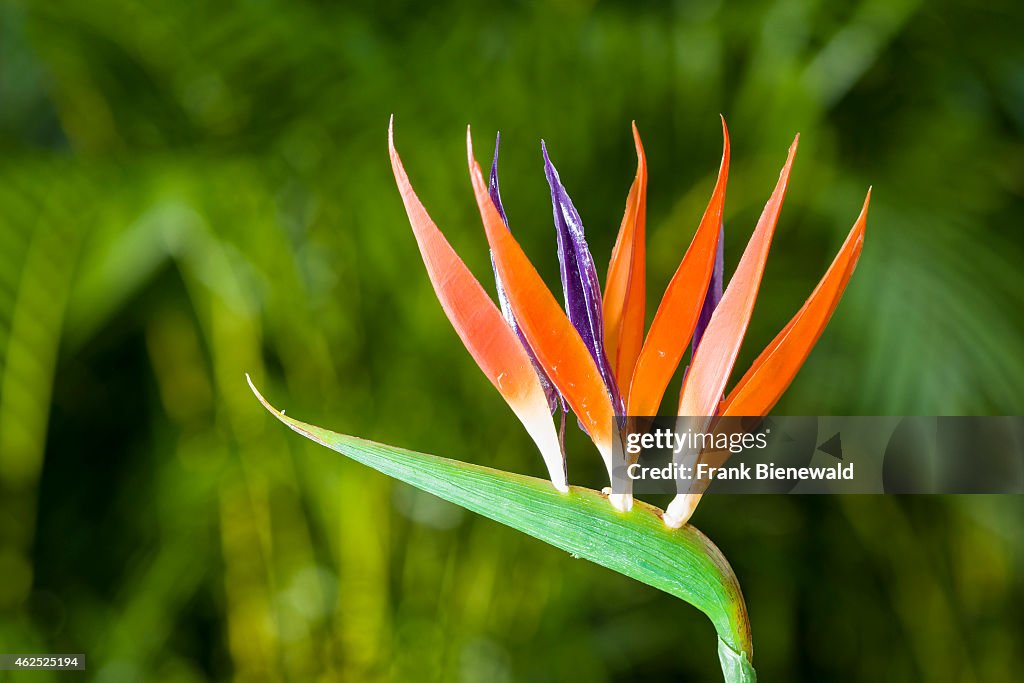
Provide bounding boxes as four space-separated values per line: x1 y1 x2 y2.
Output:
626 119 730 416
603 122 648 390
678 134 799 420
721 189 870 417
390 123 567 491
465 127 620 483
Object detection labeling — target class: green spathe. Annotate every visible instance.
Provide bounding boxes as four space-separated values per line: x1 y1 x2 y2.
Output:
249 376 755 682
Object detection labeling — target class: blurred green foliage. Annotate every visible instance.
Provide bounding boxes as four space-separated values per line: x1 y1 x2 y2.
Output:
1 0 1023 680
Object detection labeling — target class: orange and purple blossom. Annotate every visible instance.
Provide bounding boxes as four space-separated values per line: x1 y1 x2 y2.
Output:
389 116 869 525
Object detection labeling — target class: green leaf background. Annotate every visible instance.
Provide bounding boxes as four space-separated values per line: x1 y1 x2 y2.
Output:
1 0 1023 680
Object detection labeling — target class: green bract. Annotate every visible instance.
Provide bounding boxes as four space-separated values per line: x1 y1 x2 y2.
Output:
249 376 755 682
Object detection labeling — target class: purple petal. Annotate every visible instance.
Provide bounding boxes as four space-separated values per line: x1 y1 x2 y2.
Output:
542 142 623 413
692 222 725 356
488 133 561 412
488 133 510 226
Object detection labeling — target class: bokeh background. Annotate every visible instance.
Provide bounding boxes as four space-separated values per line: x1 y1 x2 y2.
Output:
1 0 1023 680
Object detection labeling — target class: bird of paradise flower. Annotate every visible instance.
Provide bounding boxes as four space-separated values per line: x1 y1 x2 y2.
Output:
390 116 868 523
249 116 869 682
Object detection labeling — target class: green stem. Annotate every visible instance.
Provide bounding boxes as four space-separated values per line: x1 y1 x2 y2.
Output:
719 637 757 682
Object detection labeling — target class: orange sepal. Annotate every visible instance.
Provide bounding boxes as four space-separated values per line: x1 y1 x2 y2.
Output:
721 190 870 417
389 119 567 491
626 118 730 416
603 122 648 388
465 128 619 480
678 134 799 419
